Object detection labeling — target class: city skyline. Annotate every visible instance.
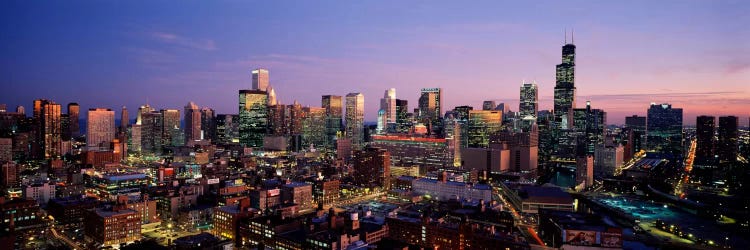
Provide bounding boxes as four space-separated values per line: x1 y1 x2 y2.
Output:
2 1 749 125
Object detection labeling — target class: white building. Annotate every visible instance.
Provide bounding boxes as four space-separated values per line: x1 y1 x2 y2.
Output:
24 182 56 205
411 177 491 202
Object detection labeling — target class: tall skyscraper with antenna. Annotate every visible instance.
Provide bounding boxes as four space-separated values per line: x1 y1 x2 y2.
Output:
553 30 577 129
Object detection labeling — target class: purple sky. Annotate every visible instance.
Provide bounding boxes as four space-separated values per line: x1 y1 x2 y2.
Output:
1 1 749 125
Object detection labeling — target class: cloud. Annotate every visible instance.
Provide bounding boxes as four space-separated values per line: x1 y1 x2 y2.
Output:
149 31 217 51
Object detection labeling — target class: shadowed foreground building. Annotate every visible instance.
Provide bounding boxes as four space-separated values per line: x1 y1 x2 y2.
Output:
352 146 390 189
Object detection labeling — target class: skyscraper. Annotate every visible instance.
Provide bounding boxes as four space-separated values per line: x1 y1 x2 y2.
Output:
345 93 365 149
519 81 538 119
120 106 129 133
572 101 606 155
239 90 268 148
395 99 410 134
718 116 738 163
301 107 326 149
553 39 576 129
646 103 683 158
67 103 80 138
87 108 115 151
624 115 647 155
141 111 163 154
482 101 496 111
467 110 502 148
200 107 216 141
215 114 239 144
267 85 277 106
184 102 201 142
378 88 397 134
35 100 61 159
251 68 269 91
161 109 181 146
418 88 443 134
136 104 154 125
322 95 343 149
695 116 715 161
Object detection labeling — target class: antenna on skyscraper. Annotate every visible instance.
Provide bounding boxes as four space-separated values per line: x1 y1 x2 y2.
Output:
564 28 567 44
571 28 575 44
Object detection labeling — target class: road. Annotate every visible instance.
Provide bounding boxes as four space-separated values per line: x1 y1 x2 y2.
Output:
674 139 696 198
326 191 386 209
492 186 545 246
50 225 83 250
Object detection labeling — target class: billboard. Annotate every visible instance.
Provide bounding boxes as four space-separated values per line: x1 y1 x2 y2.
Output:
207 178 220 185
601 232 622 248
564 230 597 246
267 188 280 197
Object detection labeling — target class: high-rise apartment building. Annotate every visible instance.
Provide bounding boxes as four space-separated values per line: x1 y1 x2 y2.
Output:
87 108 115 151
40 100 62 159
345 93 365 149
239 90 268 148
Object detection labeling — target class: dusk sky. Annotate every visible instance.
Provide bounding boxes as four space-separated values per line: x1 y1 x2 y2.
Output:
1 0 748 125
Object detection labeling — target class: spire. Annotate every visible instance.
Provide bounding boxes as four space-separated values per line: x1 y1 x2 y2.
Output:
564 28 567 44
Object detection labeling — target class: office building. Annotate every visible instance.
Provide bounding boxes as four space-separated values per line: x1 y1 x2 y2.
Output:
120 106 128 133
352 146 390 189
370 135 457 168
251 68 269 91
322 95 343 149
301 107 326 149
86 108 115 150
160 109 181 146
696 116 715 161
239 90 268 148
553 40 577 129
345 93 365 149
519 81 538 123
625 115 647 155
418 88 443 135
467 110 502 148
84 206 141 247
140 111 163 154
594 144 624 177
395 99 410 134
68 103 80 138
184 102 201 142
646 103 683 158
201 107 216 141
483 100 496 111
215 114 239 144
718 116 739 163
576 155 593 189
